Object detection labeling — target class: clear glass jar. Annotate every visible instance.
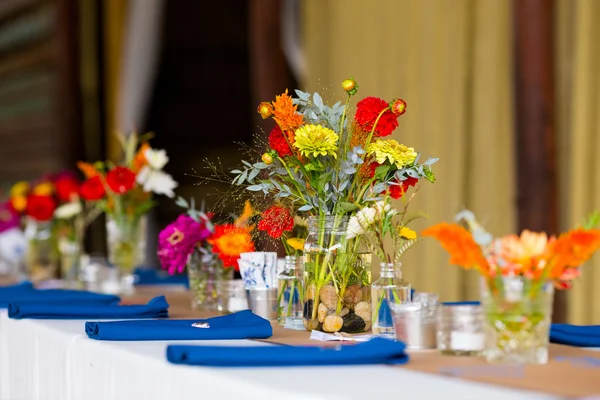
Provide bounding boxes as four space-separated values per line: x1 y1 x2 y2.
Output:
371 262 411 336
188 251 232 311
437 303 484 356
106 215 147 293
301 216 372 333
217 280 248 314
277 255 303 326
481 276 554 364
24 218 59 282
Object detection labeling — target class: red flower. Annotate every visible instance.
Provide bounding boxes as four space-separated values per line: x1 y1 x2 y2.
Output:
390 99 407 116
268 125 293 157
258 205 294 239
55 177 80 202
80 176 106 201
25 195 56 222
389 176 418 199
106 167 136 194
354 96 399 137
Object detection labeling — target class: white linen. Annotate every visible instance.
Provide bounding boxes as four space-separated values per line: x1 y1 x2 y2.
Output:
0 311 557 400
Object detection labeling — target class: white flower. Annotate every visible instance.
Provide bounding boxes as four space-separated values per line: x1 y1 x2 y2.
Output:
346 216 364 239
373 200 398 218
356 207 377 227
54 202 82 219
136 166 178 197
144 148 169 170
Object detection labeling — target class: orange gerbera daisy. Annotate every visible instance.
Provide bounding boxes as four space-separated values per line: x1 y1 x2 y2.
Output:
548 228 600 280
208 224 255 270
422 223 490 274
132 142 151 173
77 161 99 178
272 89 304 132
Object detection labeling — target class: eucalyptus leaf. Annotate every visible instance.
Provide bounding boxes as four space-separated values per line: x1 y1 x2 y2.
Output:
242 160 252 167
336 202 359 213
298 204 313 212
175 197 188 208
247 185 263 191
295 89 309 101
313 92 323 110
230 169 242 174
372 183 387 194
248 168 260 181
253 162 268 169
239 169 248 183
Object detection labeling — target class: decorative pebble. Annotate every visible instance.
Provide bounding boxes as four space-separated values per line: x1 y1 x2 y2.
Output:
323 315 343 332
340 307 350 317
354 301 371 323
319 285 338 309
343 285 362 305
303 318 319 331
342 312 366 332
318 303 329 323
303 299 314 320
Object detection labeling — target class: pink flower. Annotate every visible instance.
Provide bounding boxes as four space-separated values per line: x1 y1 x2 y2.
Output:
157 215 212 275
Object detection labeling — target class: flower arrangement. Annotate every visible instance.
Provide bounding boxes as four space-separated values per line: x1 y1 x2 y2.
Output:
423 210 600 363
79 132 177 273
206 77 438 333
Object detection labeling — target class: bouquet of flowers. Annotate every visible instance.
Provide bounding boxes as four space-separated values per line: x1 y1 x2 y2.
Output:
212 77 438 333
423 211 600 363
79 132 177 274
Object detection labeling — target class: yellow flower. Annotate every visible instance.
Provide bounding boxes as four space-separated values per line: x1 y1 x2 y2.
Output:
10 181 30 197
287 238 305 251
366 139 417 169
10 195 27 212
399 227 417 240
293 124 339 158
32 182 54 196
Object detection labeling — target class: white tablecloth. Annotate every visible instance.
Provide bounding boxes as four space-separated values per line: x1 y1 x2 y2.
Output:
0 311 557 400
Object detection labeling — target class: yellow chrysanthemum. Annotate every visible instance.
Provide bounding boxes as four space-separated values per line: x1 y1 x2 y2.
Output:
10 181 30 197
366 139 417 169
287 238 305 251
399 226 417 240
32 182 54 196
293 124 339 158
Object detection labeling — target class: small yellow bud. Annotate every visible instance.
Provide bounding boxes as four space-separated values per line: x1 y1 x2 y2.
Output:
341 78 358 95
257 102 274 119
261 153 274 164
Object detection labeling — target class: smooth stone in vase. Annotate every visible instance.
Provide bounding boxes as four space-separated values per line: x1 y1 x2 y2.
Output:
318 303 328 323
323 315 343 332
354 301 371 323
319 285 338 309
343 285 362 306
342 312 366 332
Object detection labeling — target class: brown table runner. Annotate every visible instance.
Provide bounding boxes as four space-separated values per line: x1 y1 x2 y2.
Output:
4 282 600 397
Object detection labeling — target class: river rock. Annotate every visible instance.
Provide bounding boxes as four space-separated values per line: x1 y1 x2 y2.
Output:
319 285 338 309
323 315 343 332
303 299 314 320
354 301 371 323
318 303 329 323
305 284 316 300
343 285 362 306
340 307 350 317
342 312 366 332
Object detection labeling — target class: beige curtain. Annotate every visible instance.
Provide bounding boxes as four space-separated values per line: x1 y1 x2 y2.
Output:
556 0 600 324
302 0 515 301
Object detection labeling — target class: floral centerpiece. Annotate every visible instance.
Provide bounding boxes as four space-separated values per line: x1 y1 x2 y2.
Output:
423 211 600 364
0 201 26 278
216 77 437 332
158 199 255 310
79 132 177 284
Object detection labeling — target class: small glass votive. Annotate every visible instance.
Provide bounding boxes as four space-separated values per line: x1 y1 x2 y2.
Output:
217 280 248 314
436 302 484 356
390 301 437 349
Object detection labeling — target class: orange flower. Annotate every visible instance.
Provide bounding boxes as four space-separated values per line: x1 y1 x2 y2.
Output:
208 224 255 270
549 228 600 281
257 102 274 119
234 200 254 229
498 230 551 275
272 89 304 132
422 223 490 274
132 142 151 173
77 162 99 178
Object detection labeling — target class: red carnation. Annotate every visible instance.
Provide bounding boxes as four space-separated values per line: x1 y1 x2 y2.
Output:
25 195 56 222
388 177 419 199
354 96 399 137
268 125 293 157
80 176 106 201
258 205 294 239
106 166 136 194
55 177 80 202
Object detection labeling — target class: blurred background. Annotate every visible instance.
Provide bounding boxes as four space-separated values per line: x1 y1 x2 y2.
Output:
0 0 598 323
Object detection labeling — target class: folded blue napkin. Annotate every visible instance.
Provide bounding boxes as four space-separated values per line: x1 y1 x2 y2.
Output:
0 288 120 308
8 295 168 320
441 301 481 306
0 281 34 293
86 309 272 341
166 337 409 367
550 324 600 347
134 268 189 287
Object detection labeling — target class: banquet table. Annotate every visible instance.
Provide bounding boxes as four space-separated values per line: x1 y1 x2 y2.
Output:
1 287 600 400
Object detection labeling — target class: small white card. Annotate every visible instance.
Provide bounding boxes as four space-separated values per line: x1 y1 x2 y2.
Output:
310 331 376 342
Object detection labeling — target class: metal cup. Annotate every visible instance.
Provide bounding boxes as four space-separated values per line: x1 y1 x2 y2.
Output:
246 287 278 320
390 302 437 350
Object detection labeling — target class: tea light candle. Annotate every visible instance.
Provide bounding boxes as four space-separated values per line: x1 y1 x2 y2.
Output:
450 331 485 351
228 297 248 312
436 302 484 355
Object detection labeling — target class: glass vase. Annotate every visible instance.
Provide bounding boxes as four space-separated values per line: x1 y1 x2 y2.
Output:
106 215 147 293
58 237 83 287
277 255 303 326
301 216 372 333
371 262 411 336
24 218 59 282
187 251 232 310
481 276 554 364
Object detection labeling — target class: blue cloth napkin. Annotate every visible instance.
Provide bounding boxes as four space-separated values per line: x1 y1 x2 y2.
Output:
550 324 600 347
8 295 168 320
86 309 272 341
0 281 34 294
441 301 481 306
134 268 189 287
166 337 409 367
0 288 120 308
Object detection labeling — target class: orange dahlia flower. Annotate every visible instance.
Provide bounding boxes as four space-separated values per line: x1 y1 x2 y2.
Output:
208 224 255 270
